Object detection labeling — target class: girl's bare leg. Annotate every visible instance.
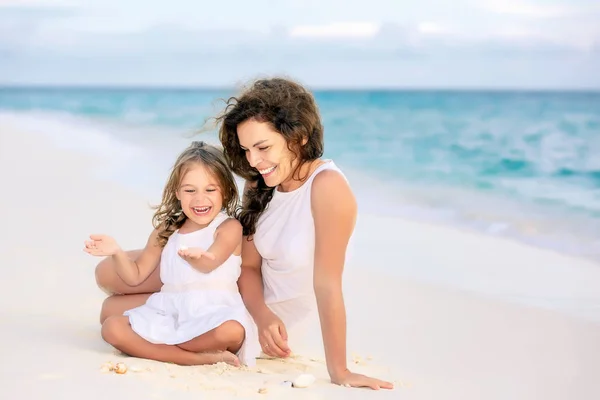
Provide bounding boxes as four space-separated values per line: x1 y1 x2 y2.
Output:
101 316 240 367
177 320 245 355
95 250 162 295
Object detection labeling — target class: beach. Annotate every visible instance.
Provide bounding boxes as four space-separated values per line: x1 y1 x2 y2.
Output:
2 119 600 399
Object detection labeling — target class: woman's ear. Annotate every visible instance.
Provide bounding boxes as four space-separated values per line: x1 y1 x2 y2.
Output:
302 136 308 146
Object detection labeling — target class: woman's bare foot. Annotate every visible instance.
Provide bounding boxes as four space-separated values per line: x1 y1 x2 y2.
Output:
197 350 240 367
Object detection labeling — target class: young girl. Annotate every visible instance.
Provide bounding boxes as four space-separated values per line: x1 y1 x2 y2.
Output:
84 141 258 367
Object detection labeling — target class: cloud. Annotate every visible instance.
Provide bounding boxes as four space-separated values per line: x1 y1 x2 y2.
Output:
0 0 598 88
288 22 380 39
417 22 452 35
0 3 78 54
0 0 74 8
4 21 591 64
480 0 597 18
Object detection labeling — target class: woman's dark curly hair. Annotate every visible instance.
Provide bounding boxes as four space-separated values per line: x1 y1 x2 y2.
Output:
215 77 324 237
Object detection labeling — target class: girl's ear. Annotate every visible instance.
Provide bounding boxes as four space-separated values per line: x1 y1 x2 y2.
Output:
175 189 180 201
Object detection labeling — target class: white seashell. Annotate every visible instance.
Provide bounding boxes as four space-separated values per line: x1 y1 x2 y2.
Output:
114 362 127 374
291 373 316 388
179 245 188 251
100 362 114 373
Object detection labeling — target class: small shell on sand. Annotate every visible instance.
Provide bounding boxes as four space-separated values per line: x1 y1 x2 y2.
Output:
100 362 114 373
291 373 316 388
257 367 275 374
114 362 127 374
257 387 268 394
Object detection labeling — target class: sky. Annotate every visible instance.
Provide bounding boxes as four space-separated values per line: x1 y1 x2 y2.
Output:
1 0 599 89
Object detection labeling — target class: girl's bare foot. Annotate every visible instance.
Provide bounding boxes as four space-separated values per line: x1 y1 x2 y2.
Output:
197 350 240 367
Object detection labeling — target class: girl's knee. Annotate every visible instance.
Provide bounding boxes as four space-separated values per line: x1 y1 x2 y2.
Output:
101 316 127 345
215 320 245 346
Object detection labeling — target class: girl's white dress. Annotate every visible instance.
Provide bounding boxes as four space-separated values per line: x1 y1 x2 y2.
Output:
123 212 259 366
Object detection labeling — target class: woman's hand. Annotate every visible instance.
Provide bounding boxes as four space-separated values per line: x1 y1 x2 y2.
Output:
331 369 394 390
256 310 291 358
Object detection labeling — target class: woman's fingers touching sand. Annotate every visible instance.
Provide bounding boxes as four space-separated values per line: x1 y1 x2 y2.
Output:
258 313 291 358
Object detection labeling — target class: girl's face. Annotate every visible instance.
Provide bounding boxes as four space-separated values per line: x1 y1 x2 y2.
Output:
237 119 300 190
176 163 223 228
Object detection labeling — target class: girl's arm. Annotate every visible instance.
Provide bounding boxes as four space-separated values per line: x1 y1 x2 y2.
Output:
180 218 242 273
86 230 163 287
311 170 393 390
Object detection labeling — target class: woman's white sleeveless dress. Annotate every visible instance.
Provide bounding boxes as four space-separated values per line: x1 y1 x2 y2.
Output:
123 212 260 366
251 160 347 354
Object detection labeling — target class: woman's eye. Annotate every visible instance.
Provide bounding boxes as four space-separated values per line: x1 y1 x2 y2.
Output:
258 146 269 151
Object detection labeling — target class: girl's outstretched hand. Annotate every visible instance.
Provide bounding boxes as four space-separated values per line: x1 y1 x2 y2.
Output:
178 246 216 261
331 369 394 390
84 234 121 256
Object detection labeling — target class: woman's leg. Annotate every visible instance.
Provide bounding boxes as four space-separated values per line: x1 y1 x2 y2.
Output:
95 249 162 323
177 320 245 354
95 249 162 295
101 316 240 367
100 293 152 324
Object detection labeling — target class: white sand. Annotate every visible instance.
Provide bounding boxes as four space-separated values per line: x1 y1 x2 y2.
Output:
1 122 600 400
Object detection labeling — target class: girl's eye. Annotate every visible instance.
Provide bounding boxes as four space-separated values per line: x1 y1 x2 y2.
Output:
206 189 216 193
184 189 195 193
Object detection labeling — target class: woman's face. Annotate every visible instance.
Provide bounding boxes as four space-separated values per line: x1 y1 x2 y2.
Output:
237 119 299 189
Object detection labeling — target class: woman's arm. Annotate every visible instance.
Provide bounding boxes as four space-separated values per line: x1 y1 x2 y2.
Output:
237 180 290 358
238 237 269 318
237 180 269 319
238 236 291 358
311 170 393 390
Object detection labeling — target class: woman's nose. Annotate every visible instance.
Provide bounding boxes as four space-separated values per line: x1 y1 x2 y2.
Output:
247 151 261 167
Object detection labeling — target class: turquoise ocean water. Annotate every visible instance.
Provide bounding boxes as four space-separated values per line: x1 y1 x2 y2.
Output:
1 87 599 263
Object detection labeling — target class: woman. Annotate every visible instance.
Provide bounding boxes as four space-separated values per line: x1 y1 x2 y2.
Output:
95 77 393 390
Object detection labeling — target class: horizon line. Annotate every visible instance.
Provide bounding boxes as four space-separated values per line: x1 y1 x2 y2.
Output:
1 83 600 93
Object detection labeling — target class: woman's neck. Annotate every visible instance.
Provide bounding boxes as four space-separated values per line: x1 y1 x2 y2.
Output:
278 159 324 193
